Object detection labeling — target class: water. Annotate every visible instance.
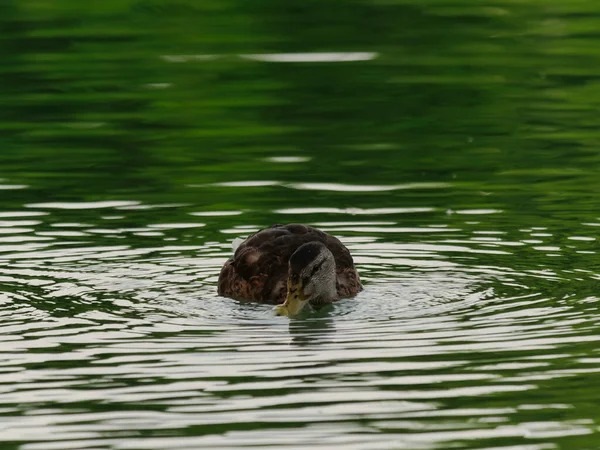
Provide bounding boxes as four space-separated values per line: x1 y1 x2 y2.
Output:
3 1 600 449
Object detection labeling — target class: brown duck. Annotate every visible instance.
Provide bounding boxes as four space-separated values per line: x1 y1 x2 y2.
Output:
218 224 362 316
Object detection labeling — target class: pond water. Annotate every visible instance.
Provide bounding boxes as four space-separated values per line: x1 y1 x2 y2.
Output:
3 1 600 449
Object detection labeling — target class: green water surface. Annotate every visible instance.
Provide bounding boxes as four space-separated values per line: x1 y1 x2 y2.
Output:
2 1 600 449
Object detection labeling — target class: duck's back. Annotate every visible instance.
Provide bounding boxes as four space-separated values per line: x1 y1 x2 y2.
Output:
217 224 361 303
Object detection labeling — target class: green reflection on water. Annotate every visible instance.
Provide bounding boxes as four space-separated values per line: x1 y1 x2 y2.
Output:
2 0 600 449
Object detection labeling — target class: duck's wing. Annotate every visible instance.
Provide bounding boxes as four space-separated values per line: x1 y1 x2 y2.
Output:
335 266 362 298
217 224 361 303
217 225 292 303
217 257 283 303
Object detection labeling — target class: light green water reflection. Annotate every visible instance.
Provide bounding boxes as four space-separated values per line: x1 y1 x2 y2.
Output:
2 1 600 449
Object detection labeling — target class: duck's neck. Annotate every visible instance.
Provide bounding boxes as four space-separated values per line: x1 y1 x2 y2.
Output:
311 277 338 305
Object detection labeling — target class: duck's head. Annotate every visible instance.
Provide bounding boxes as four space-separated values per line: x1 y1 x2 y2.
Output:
275 241 337 317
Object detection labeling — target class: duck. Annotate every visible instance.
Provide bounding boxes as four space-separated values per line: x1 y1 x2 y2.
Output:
218 224 362 316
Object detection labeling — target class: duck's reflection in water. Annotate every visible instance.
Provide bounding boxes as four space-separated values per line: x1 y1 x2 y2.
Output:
288 306 335 347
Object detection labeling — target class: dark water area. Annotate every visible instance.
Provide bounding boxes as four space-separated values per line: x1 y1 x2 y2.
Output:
2 1 600 449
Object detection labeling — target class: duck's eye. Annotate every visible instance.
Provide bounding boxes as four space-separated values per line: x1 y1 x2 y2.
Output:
311 262 323 275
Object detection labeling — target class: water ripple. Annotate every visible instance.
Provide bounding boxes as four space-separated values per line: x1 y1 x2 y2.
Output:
0 202 597 449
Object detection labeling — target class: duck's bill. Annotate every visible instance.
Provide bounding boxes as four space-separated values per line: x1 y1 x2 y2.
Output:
275 281 309 317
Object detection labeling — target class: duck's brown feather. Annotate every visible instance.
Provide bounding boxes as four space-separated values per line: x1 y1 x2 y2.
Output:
218 224 362 304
